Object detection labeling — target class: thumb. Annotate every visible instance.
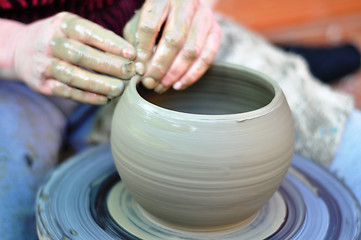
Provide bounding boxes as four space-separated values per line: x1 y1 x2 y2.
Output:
123 10 141 46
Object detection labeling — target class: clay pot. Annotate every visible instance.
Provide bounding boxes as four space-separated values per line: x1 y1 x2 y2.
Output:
111 63 294 230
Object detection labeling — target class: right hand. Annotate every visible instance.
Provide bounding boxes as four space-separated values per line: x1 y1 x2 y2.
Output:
12 12 137 104
123 0 221 94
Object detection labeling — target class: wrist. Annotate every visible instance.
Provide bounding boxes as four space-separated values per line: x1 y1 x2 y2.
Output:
0 19 26 80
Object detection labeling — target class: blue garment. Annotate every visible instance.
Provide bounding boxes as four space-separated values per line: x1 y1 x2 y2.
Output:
330 109 361 203
281 43 361 83
0 81 98 239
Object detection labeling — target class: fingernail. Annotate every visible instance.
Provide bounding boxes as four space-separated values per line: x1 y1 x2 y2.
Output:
173 81 183 90
142 77 156 89
154 84 168 94
122 48 135 59
135 61 145 75
122 62 136 78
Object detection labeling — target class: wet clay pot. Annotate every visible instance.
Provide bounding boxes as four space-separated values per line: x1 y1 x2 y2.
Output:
111 63 295 230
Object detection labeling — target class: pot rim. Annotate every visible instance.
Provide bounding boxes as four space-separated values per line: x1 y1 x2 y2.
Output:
128 62 285 121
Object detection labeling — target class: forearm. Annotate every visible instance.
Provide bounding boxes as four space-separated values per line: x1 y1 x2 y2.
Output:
0 19 25 80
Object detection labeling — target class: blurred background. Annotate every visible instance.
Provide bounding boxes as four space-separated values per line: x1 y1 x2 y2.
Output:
214 0 361 46
213 0 361 108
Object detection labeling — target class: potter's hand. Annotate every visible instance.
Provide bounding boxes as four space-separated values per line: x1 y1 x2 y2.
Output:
11 12 136 104
123 0 221 93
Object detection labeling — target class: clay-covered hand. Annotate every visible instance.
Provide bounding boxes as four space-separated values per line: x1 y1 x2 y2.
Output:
12 12 136 104
123 0 221 93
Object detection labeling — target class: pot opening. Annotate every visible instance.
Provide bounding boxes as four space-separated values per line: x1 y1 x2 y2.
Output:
137 66 276 115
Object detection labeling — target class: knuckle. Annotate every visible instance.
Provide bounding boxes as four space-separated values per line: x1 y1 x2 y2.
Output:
201 47 217 66
103 36 117 53
56 12 77 27
71 45 87 64
51 60 78 85
58 84 71 99
201 56 212 67
164 31 185 49
162 71 177 86
54 11 69 20
51 36 64 48
64 17 79 32
138 23 158 35
150 63 167 77
182 46 200 61
60 12 81 34
50 59 62 76
209 47 219 59
185 75 197 85
166 69 178 80
102 60 114 74
63 67 77 85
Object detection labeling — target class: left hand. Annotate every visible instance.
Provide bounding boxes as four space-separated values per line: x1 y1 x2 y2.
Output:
9 12 136 105
123 0 221 93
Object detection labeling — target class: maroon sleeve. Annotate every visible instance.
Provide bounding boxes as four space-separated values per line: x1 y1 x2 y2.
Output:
0 0 67 10
0 0 144 36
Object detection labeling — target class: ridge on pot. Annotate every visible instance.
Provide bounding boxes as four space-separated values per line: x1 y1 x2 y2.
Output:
110 63 295 230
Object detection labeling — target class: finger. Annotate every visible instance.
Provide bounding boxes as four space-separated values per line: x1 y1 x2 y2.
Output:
51 37 135 79
61 13 135 59
123 10 141 46
173 20 221 90
141 0 198 89
158 6 213 89
45 79 108 105
123 10 145 75
154 83 169 94
47 58 124 98
135 0 169 68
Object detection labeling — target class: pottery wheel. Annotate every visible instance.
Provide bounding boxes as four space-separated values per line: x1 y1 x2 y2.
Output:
36 144 361 240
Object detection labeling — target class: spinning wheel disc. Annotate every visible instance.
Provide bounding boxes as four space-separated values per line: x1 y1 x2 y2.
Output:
36 144 361 240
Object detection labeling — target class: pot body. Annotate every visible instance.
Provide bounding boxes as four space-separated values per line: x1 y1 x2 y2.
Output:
111 63 294 229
